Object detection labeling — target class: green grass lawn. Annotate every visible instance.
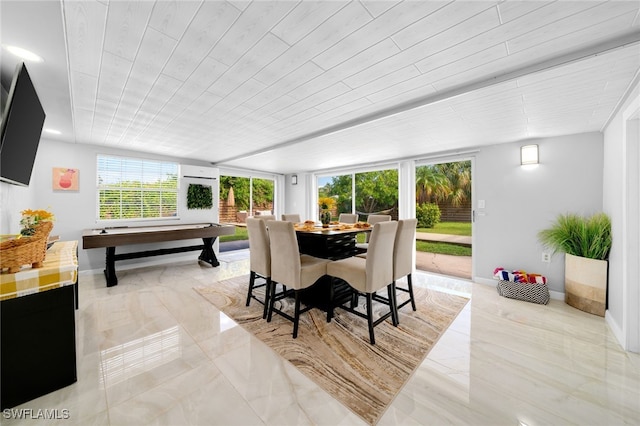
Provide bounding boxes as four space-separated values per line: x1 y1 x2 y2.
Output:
219 226 248 242
417 221 471 236
416 241 471 256
416 222 472 256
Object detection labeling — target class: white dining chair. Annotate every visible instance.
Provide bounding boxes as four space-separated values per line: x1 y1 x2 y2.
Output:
326 221 398 344
393 219 418 313
281 213 301 222
338 213 358 224
246 218 272 319
356 214 392 252
266 220 329 338
250 214 276 222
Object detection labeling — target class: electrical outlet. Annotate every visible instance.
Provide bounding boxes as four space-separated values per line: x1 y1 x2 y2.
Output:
541 252 551 263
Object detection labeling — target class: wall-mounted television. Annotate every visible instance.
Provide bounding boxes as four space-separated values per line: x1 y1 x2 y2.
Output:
0 63 46 187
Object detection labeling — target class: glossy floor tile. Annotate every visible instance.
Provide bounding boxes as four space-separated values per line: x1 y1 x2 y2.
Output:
3 249 639 425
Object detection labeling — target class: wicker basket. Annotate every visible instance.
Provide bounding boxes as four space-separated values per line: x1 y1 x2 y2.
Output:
0 221 53 273
496 279 550 305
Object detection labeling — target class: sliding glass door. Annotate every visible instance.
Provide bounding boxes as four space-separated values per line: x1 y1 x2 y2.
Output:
219 175 274 223
317 167 398 221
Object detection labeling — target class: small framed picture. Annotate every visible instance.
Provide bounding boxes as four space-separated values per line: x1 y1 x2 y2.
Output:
52 167 79 191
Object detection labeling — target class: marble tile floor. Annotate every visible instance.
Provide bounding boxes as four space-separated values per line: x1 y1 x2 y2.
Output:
4 249 639 425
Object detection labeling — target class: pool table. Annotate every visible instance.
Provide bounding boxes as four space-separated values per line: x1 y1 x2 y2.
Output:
82 223 235 286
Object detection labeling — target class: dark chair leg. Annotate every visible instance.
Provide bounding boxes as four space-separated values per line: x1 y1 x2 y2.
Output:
407 274 416 311
267 278 277 322
388 283 398 327
327 278 334 323
351 291 359 309
293 291 301 338
262 278 272 319
366 293 375 345
246 271 256 306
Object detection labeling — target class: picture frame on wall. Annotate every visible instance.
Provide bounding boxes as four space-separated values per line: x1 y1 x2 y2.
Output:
52 167 79 191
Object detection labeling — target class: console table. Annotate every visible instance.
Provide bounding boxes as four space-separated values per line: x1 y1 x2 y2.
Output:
0 241 78 409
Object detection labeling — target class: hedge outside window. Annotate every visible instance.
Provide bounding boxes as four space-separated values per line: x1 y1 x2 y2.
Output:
97 155 178 220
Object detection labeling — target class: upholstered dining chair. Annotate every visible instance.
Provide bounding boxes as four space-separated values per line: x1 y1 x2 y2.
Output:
266 220 329 338
281 213 301 222
393 218 418 313
356 214 392 251
338 213 358 224
326 221 399 345
246 218 272 319
252 214 276 222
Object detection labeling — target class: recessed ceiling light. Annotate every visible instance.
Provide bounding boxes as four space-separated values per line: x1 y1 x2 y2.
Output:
44 129 61 135
3 45 44 62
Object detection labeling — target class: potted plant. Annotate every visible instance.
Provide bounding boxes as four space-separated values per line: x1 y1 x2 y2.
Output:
538 212 612 316
318 197 336 228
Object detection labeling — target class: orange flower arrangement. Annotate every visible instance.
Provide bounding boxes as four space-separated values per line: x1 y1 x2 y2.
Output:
20 209 55 236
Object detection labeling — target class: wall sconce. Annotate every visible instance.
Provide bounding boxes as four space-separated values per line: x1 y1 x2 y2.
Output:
520 144 539 166
291 174 297 185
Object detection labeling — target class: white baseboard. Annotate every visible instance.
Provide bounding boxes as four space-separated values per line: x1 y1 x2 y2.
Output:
548 290 564 301
605 311 625 349
474 277 495 286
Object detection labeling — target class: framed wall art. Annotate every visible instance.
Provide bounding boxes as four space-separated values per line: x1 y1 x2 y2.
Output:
52 167 79 191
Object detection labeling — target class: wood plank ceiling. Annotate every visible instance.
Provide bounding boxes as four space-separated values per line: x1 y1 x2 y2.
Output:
6 1 640 174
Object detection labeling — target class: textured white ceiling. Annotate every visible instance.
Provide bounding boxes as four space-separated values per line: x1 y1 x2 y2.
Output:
1 1 639 174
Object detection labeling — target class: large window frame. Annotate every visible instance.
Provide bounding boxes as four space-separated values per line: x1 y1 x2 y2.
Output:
96 154 179 221
315 164 400 221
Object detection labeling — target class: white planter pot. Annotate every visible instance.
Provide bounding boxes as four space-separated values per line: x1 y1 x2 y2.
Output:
564 253 608 317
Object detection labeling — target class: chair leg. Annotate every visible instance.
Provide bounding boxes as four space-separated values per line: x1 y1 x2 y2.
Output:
293 291 301 338
351 291 359 309
267 278 277 323
366 293 375 345
388 283 398 327
407 273 416 311
246 271 256 306
327 278 334 323
262 277 272 319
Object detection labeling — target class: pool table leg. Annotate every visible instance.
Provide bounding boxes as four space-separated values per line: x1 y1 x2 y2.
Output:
198 237 220 267
104 246 118 287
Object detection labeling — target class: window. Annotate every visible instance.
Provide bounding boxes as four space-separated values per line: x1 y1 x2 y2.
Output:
97 155 178 220
218 175 275 223
318 174 352 219
317 168 398 221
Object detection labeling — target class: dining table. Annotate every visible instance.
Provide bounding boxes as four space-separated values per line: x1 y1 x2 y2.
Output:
294 222 371 260
292 222 372 311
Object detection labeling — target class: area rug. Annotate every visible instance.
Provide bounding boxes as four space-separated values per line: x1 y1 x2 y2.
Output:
194 275 469 424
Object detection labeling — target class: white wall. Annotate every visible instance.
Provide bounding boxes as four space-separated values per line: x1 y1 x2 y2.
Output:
284 173 311 220
473 133 604 293
1 138 219 273
603 77 640 350
0 179 36 235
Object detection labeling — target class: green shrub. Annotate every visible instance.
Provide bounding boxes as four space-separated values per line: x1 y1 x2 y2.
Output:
416 203 441 228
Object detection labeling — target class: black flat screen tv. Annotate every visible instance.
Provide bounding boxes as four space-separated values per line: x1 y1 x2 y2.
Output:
0 63 46 187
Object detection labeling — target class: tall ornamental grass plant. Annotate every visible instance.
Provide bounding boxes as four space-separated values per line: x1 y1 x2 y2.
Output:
538 213 611 260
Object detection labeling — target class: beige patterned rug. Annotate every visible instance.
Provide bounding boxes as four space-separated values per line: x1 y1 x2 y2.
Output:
195 275 469 425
